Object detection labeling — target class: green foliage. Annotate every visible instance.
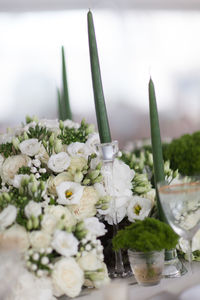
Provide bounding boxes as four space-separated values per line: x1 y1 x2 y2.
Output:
58 119 93 145
0 142 18 158
18 166 31 175
112 218 178 252
163 132 200 175
26 124 52 141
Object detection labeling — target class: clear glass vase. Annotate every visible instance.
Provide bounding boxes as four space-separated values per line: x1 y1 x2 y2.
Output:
96 141 128 278
128 250 165 286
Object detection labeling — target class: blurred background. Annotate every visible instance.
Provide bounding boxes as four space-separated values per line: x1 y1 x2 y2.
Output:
1 0 200 148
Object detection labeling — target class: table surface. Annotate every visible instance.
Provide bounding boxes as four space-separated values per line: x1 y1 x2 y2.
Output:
60 261 200 300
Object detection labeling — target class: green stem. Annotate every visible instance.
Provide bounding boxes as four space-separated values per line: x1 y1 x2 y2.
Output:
61 46 72 120
87 10 111 143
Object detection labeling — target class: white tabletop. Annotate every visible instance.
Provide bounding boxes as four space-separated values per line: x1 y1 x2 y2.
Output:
60 261 200 300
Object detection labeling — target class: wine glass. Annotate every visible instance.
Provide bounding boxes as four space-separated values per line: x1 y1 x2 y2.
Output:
157 179 200 272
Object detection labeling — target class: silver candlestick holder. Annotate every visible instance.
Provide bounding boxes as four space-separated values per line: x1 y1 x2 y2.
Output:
96 141 128 278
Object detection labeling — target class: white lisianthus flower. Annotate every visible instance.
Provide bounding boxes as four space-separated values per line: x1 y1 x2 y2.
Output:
112 159 135 196
0 205 17 229
78 252 102 271
63 119 80 129
29 230 51 250
84 217 107 237
67 142 90 158
19 139 41 157
56 182 84 205
47 172 73 196
36 145 49 164
13 174 30 188
85 133 100 153
0 224 30 252
52 257 84 298
69 186 98 220
24 201 42 218
51 230 79 257
39 119 59 131
104 196 130 225
48 152 70 173
1 154 31 185
127 196 152 222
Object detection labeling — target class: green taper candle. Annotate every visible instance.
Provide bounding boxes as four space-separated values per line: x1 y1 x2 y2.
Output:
61 46 72 120
87 10 112 143
149 78 166 222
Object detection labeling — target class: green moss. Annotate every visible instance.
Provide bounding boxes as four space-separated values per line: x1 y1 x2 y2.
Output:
112 218 178 252
163 132 200 175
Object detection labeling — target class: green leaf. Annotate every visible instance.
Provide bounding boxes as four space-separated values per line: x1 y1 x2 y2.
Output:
61 46 72 120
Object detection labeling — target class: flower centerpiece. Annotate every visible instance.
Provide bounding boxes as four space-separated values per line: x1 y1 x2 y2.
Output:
0 117 111 299
112 218 179 285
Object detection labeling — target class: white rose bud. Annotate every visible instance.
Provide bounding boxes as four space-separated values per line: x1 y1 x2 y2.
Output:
19 139 41 157
25 201 42 219
48 152 71 173
0 205 17 229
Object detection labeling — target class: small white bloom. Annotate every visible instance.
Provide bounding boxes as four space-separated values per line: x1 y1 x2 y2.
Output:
85 133 100 153
32 159 41 168
33 253 40 261
48 152 70 173
25 201 42 218
39 119 59 130
84 217 107 237
51 230 79 257
67 142 90 158
127 196 152 222
19 139 41 157
29 231 51 250
56 181 84 205
63 119 80 129
52 257 84 298
41 256 49 265
31 167 37 173
0 205 17 229
13 174 30 188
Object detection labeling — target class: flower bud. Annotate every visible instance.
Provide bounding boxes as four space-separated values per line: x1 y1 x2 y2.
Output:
26 115 32 124
89 170 100 180
31 182 37 193
49 133 55 147
27 219 33 230
93 175 103 183
59 120 64 130
54 139 63 153
32 216 39 229
12 137 20 150
83 178 91 185
74 171 84 183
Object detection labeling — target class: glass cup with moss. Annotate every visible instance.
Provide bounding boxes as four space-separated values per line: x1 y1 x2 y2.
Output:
112 218 179 286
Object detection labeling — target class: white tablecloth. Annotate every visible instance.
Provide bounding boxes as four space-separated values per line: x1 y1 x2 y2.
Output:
60 261 200 300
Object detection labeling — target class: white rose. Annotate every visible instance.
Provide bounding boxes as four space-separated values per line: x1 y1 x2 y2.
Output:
67 142 90 158
68 156 87 175
24 201 42 218
48 152 70 173
69 186 98 220
29 230 51 250
0 224 30 252
52 257 84 298
84 217 107 237
1 154 31 185
19 139 41 157
51 230 79 257
78 252 102 271
47 172 73 196
0 205 17 229
13 174 30 188
56 181 84 205
63 119 80 129
127 196 152 222
41 214 57 234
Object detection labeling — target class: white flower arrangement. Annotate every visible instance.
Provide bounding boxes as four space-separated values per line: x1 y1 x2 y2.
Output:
0 118 110 299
